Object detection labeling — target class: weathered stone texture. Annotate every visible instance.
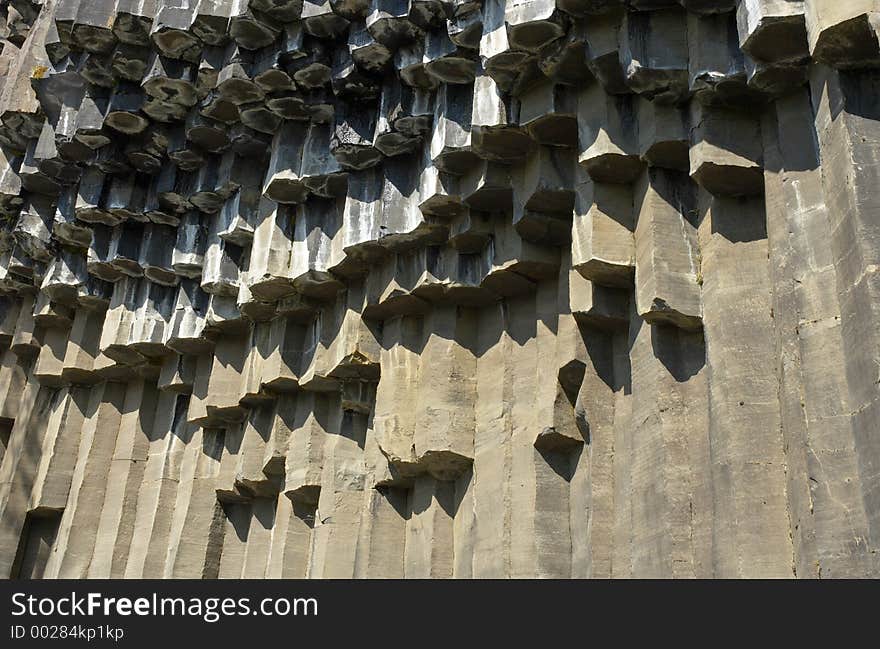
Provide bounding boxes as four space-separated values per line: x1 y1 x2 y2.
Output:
0 0 878 579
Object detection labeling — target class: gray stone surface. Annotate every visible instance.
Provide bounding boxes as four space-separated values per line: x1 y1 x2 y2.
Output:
0 0 878 579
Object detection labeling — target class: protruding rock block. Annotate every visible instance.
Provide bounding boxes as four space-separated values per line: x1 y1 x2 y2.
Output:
283 391 327 503
201 215 243 296
689 103 764 197
172 211 208 278
288 199 346 299
512 145 576 244
263 121 308 204
411 304 476 479
805 0 880 68
404 476 455 577
460 158 512 211
568 268 629 330
332 103 383 170
299 282 380 387
633 168 702 330
479 0 545 94
260 312 310 391
620 8 690 104
376 153 448 248
519 79 577 146
737 0 810 65
300 124 349 197
151 1 202 62
347 20 390 75
688 11 752 106
539 18 592 85
482 217 561 295
572 175 634 288
247 203 295 302
423 26 477 85
195 333 250 425
680 0 736 12
300 0 349 38
165 279 211 353
447 9 482 50
14 195 56 263
41 248 89 304
229 8 280 51
374 79 432 156
429 81 477 173
743 51 808 96
418 147 464 218
501 0 567 54
0 0 876 581
372 315 422 472
636 98 689 170
581 9 628 94
577 84 643 183
367 0 421 48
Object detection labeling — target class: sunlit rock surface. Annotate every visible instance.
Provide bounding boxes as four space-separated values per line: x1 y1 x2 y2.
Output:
0 0 879 578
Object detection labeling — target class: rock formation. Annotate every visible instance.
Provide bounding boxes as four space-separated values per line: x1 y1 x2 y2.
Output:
0 0 878 579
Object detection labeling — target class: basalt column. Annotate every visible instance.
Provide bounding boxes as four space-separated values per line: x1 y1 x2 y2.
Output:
0 0 878 578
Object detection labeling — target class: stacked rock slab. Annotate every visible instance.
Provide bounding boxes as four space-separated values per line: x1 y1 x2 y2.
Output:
0 0 878 579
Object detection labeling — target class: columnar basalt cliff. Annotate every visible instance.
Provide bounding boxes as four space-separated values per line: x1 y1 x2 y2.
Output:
0 0 878 579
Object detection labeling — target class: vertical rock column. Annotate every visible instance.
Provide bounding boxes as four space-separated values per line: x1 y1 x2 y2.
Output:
627 160 712 578
44 382 127 578
698 191 793 577
0 381 56 577
124 392 193 579
810 66 880 572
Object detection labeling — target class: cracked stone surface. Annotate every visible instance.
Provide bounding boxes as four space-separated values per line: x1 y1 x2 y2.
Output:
0 0 878 579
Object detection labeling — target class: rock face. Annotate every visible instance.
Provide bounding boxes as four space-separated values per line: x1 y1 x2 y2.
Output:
0 0 878 580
